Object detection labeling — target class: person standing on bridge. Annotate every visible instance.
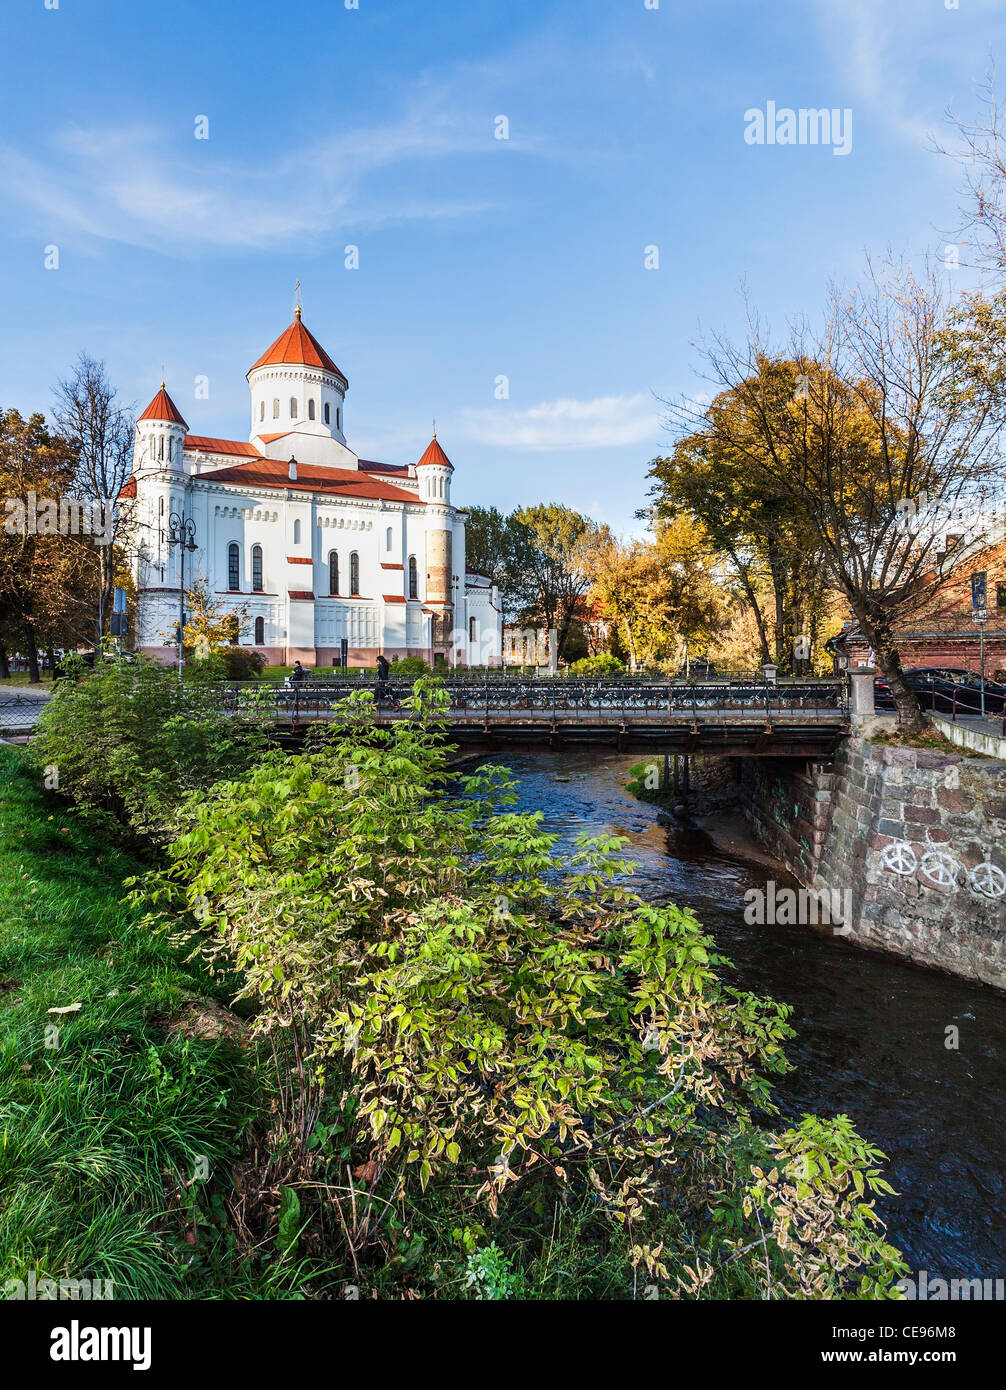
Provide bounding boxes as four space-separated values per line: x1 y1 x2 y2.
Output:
375 653 401 710
290 660 308 685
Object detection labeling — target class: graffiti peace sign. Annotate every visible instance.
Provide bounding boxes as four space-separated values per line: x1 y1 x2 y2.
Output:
969 862 1006 900
919 850 962 890
880 840 918 876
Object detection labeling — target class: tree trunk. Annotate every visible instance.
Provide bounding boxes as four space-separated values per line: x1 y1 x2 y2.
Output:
0 644 8 680
851 601 925 732
23 619 40 685
727 548 771 667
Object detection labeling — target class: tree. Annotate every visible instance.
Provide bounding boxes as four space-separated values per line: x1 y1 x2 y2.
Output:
52 353 135 645
586 519 724 671
463 505 534 623
660 263 1004 729
0 408 97 681
648 418 831 670
180 579 247 660
512 503 596 658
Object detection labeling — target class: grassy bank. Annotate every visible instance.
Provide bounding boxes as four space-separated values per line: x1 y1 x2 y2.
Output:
0 746 270 1299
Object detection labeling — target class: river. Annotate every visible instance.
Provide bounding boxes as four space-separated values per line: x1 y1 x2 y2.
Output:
495 748 1004 1285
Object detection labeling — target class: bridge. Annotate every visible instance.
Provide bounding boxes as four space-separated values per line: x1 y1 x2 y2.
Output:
220 677 850 758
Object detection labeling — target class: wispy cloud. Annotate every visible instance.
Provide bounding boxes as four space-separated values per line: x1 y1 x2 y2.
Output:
0 87 524 256
813 0 999 149
460 393 661 451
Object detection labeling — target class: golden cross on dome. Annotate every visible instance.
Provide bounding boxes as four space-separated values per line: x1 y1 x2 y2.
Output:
432 418 437 439
294 279 302 316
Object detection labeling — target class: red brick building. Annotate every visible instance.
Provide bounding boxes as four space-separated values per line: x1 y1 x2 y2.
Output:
839 535 1006 680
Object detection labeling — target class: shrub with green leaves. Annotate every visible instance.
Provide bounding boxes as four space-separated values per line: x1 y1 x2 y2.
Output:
568 653 624 677
134 677 907 1298
30 654 270 836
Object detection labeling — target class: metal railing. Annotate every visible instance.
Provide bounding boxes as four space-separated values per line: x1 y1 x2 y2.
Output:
217 677 848 724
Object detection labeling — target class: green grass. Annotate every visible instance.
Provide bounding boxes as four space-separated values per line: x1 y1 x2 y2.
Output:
0 747 272 1299
0 674 54 688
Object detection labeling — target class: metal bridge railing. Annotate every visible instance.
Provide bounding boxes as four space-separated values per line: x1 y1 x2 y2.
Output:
217 677 848 724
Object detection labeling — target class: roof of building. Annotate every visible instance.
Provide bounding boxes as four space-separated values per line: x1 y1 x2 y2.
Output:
118 476 137 499
185 435 259 457
138 385 188 429
359 459 410 476
416 435 454 470
199 456 424 504
248 309 347 382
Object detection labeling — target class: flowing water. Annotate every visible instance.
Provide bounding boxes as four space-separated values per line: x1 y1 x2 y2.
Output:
494 749 1005 1284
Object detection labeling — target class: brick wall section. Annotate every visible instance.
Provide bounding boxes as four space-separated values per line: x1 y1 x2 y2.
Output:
741 740 1006 990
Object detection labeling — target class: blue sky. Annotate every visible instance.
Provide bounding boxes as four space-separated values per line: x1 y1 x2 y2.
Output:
0 0 1001 532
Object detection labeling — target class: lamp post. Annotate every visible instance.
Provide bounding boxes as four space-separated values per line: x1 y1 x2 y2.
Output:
167 512 197 679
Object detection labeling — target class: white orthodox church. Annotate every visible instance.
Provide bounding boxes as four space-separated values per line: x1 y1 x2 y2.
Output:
124 310 502 668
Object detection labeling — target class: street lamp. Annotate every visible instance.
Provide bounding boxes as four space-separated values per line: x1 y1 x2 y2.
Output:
166 512 197 679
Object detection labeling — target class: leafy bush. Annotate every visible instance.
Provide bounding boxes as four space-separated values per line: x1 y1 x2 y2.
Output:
568 653 624 677
389 656 430 676
30 655 270 836
135 677 906 1299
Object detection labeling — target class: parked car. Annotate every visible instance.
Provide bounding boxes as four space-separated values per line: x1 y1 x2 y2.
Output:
874 667 1006 715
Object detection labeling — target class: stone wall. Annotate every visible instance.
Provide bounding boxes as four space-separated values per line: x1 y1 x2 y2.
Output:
741 739 1006 990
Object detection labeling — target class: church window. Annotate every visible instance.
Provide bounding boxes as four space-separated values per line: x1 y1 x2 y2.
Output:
290 396 297 419
408 555 418 599
329 550 339 594
228 543 240 591
336 407 341 430
260 401 265 422
386 526 393 552
470 617 477 642
324 403 331 425
168 438 172 461
308 399 316 420
350 551 360 596
158 435 164 461
293 519 301 545
252 545 263 592
254 616 265 645
273 398 280 419
159 498 164 515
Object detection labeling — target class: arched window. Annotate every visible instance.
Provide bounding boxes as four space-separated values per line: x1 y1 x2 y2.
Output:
259 400 265 421
308 399 315 421
328 550 339 594
349 551 360 596
293 518 301 545
408 555 418 599
469 617 477 642
386 526 393 552
324 402 331 425
158 435 164 461
252 544 263 592
336 407 341 430
254 615 264 645
290 396 297 418
168 438 172 461
228 542 240 591
272 398 280 419
159 497 164 515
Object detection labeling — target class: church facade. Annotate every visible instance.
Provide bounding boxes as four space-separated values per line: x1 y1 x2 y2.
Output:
125 311 502 668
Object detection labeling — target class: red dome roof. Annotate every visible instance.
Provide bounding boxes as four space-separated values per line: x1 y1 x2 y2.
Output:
248 309 346 382
416 435 454 470
137 385 188 429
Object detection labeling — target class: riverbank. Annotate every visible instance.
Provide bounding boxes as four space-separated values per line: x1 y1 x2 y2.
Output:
0 746 266 1299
